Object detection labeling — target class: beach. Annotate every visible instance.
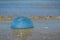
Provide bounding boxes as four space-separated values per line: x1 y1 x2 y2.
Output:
0 20 60 40
0 1 60 40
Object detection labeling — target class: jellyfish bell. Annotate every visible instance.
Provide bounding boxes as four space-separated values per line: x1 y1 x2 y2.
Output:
11 16 33 29
11 16 34 40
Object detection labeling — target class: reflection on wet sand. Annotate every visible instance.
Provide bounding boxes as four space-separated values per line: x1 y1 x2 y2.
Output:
13 28 33 40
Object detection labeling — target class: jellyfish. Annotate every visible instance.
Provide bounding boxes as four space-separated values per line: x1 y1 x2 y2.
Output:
11 16 34 40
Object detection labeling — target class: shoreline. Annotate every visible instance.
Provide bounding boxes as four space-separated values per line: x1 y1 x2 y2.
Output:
0 17 60 21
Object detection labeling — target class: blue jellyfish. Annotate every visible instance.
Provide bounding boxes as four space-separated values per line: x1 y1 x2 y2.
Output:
11 16 34 29
11 16 34 40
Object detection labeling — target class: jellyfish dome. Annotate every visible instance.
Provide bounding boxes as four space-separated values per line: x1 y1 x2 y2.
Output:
11 16 34 29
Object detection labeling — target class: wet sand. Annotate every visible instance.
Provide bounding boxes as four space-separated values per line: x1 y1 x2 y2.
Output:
0 20 60 40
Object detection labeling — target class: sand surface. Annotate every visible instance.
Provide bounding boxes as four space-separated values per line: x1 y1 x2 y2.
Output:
0 20 60 40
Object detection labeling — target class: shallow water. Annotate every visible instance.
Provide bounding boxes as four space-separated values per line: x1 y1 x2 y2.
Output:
0 20 60 40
